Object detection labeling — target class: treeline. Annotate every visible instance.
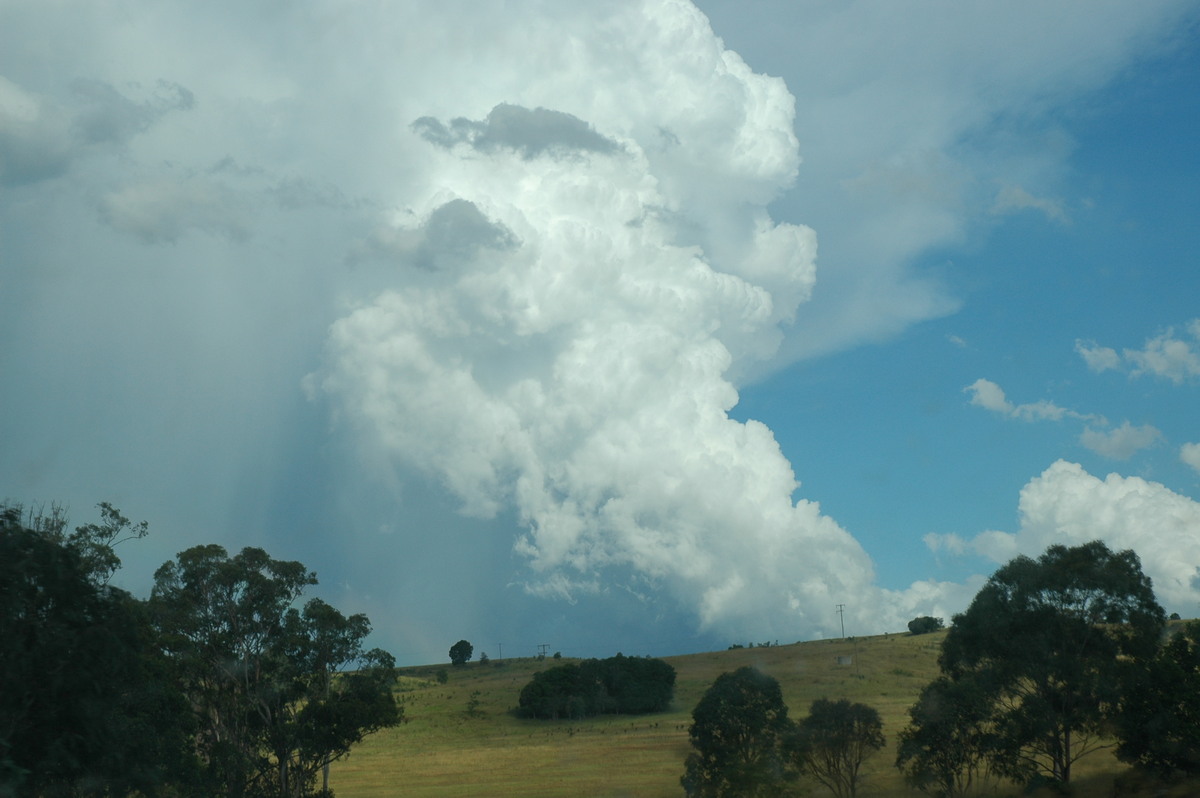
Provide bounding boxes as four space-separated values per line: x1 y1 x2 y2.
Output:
518 654 676 719
682 540 1200 797
0 503 400 798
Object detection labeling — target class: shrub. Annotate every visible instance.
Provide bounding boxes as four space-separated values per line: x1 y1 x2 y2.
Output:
907 616 944 635
518 654 676 719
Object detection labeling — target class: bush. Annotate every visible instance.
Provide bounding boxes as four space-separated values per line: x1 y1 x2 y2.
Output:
518 654 676 719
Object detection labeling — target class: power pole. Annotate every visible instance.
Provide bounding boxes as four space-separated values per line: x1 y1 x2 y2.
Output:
835 604 846 639
537 643 549 659
497 643 503 662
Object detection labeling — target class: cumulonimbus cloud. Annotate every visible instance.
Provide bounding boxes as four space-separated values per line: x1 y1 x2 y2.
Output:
308 0 893 640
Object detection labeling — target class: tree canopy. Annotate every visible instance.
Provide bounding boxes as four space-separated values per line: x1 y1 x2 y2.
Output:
151 545 401 797
1115 620 1200 776
906 616 943 635
896 675 996 797
681 667 792 797
936 540 1165 786
0 500 402 798
449 639 473 666
0 504 194 796
518 654 675 719
789 698 884 798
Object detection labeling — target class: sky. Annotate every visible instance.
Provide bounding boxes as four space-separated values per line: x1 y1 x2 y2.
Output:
2 0 1199 665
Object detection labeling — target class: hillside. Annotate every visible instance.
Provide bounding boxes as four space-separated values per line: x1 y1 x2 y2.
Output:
329 629 1192 797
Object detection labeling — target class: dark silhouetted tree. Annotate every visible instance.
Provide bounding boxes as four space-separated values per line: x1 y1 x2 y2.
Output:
681 667 792 797
789 698 884 798
449 639 473 666
896 675 996 797
907 615 944 635
0 503 194 796
1115 620 1200 776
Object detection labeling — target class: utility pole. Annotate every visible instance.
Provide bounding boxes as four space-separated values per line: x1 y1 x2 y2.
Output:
835 604 846 639
537 643 549 660
497 643 503 662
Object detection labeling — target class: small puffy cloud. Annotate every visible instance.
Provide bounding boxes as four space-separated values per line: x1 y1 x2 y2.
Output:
1125 323 1200 383
964 378 1087 422
964 378 1012 414
991 184 1069 224
1181 442 1200 474
946 461 1200 613
1079 320 1200 383
1079 421 1162 459
1075 339 1121 372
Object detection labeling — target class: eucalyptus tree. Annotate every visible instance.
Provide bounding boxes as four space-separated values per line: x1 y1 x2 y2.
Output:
936 541 1165 787
681 666 793 797
151 544 399 797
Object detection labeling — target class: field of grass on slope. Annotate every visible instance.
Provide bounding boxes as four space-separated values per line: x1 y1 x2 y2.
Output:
329 629 1194 797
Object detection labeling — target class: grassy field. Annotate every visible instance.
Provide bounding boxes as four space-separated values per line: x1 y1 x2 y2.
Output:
329 630 1191 797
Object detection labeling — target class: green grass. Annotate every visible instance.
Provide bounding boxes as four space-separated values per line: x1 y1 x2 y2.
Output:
328 630 1194 797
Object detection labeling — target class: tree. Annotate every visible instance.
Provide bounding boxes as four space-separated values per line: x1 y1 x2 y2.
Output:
449 639 473 666
907 616 944 635
681 667 793 797
1115 620 1200 776
938 541 1165 787
0 503 194 797
896 675 996 797
789 698 884 798
151 544 399 797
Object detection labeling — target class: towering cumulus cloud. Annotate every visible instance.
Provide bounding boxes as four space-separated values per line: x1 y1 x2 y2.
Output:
311 0 878 639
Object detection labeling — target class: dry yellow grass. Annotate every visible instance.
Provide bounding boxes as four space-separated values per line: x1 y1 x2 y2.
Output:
328 630 1190 797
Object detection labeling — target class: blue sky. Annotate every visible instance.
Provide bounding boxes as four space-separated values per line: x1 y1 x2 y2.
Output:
2 1 1199 664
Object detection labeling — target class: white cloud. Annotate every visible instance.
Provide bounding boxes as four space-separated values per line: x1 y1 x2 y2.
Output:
1182 442 1200 474
1079 421 1162 460
309 1 877 641
964 378 1090 422
945 461 1200 613
1076 339 1121 372
1125 323 1200 383
1078 320 1200 383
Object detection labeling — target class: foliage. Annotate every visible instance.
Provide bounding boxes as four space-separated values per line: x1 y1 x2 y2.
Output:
478 651 490 666
789 698 884 798
518 654 676 719
681 666 792 797
896 675 995 797
907 616 944 635
449 639 473 666
1115 620 1200 775
938 540 1165 787
0 503 195 797
151 544 400 797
